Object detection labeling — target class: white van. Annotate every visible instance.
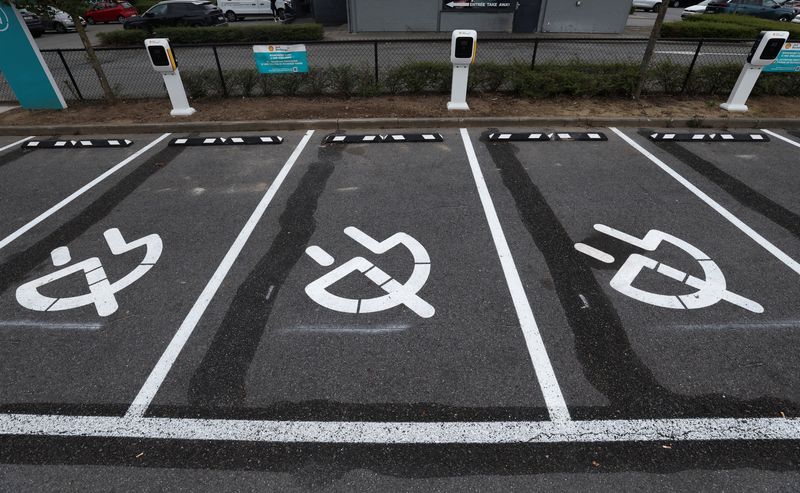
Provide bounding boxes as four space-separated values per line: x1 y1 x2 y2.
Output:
217 0 288 22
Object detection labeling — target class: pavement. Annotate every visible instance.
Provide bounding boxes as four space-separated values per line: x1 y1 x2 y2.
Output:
0 126 798 489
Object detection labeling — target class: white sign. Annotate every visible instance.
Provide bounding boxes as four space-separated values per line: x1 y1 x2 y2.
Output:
16 228 162 317
574 224 763 313
305 227 434 318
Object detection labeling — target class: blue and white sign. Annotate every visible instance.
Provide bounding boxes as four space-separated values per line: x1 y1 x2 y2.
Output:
0 4 67 109
253 45 309 74
763 42 800 73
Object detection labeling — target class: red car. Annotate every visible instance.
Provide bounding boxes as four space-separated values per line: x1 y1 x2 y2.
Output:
84 1 138 24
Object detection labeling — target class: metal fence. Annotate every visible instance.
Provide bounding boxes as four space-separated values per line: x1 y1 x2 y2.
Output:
0 38 763 102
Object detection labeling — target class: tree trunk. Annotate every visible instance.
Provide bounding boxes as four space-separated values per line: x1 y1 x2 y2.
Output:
634 1 670 100
74 16 116 101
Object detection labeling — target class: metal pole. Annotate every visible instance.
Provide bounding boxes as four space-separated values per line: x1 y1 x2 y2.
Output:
682 39 704 95
374 41 379 85
57 49 83 100
212 46 228 97
530 39 539 70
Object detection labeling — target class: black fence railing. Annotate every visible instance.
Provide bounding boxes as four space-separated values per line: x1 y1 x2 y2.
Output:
0 37 774 102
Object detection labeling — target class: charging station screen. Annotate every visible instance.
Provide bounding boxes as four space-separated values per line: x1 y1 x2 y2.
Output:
454 37 473 59
148 46 170 67
761 39 784 60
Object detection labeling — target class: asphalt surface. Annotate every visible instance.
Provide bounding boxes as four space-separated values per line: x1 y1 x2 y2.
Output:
0 127 798 490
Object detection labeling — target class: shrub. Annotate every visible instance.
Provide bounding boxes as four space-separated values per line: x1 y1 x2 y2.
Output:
469 63 508 92
507 63 638 98
228 69 260 97
647 60 688 95
303 68 329 95
270 73 304 95
687 63 741 95
182 69 224 99
131 0 161 13
327 65 376 97
382 62 451 93
662 13 800 39
98 23 325 46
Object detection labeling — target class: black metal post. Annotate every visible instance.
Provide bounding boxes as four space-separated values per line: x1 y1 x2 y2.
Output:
682 39 704 95
374 41 379 84
212 46 228 97
57 49 83 100
530 39 539 70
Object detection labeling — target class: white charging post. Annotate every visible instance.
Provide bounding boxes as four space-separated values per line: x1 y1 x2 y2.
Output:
448 29 477 111
721 30 789 113
145 38 196 117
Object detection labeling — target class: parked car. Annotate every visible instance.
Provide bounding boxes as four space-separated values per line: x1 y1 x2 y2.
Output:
777 0 800 14
670 1 706 6
84 2 139 25
632 0 665 12
39 6 86 33
794 13 800 20
681 0 713 17
19 8 45 38
706 0 797 21
217 0 295 23
122 0 227 29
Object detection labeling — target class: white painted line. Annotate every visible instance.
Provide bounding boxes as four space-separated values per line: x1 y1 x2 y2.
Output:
0 136 34 152
459 128 570 423
109 140 120 146
174 138 187 145
762 129 800 149
750 134 764 141
530 134 542 140
231 138 244 144
588 133 601 140
203 138 216 144
332 136 346 142
306 245 335 267
557 133 571 139
363 135 377 141
54 141 67 147
499 134 511 140
722 134 734 140
0 133 171 253
423 134 436 140
574 243 614 264
610 127 800 276
125 130 315 418
0 414 797 443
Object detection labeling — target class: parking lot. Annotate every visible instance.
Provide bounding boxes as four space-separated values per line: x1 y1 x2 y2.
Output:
0 126 798 483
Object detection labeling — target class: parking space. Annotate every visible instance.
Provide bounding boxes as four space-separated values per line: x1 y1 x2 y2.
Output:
0 135 165 242
146 129 551 422
0 132 303 415
0 126 797 446
471 127 800 420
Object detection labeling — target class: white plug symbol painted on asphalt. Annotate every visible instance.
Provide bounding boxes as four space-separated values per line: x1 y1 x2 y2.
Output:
15 228 163 317
574 224 763 313
305 227 435 318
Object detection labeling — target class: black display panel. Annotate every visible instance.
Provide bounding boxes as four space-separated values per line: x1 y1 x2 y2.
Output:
454 37 474 59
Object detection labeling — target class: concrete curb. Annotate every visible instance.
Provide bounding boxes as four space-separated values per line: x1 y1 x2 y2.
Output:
1 117 799 135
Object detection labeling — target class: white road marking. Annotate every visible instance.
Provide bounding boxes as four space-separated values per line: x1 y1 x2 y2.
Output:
305 245 335 266
762 129 800 149
574 243 614 263
610 127 800 277
0 133 171 253
0 136 34 152
0 320 102 330
0 414 797 443
125 130 315 418
459 128 570 423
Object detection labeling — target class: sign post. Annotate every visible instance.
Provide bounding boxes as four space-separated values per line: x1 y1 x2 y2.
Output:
0 3 67 109
253 45 309 74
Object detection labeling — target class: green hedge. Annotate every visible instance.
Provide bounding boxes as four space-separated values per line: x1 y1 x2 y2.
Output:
98 23 324 46
175 61 800 99
131 0 161 13
662 13 800 38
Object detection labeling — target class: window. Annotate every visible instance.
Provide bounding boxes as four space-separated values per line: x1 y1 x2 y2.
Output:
147 4 168 15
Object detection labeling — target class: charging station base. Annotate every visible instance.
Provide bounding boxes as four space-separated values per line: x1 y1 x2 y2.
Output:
720 103 749 113
170 107 197 117
447 102 470 111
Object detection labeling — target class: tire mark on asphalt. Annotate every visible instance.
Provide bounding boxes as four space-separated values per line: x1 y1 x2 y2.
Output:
481 131 799 419
0 144 186 296
641 129 800 238
187 145 339 409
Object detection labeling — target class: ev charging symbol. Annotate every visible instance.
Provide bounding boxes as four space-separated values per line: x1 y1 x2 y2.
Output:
304 227 435 318
0 9 9 33
15 229 163 317
575 224 763 314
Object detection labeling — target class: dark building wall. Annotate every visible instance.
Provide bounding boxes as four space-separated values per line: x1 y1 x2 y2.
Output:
311 0 347 26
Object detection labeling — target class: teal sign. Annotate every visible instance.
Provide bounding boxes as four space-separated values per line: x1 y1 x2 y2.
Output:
0 4 66 109
763 42 800 73
253 45 309 74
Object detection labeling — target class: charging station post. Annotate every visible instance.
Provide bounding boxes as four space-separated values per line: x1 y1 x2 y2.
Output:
145 38 196 117
721 30 789 113
448 30 477 111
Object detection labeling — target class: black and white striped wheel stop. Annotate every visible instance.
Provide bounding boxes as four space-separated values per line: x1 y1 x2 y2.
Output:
323 133 444 144
488 132 608 142
648 133 770 142
169 136 283 146
23 139 133 149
